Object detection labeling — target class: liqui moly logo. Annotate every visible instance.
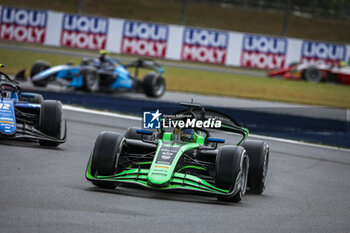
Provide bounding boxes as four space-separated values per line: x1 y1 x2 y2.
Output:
240 35 287 69
181 28 228 64
301 41 346 65
60 14 108 50
121 21 168 58
0 7 47 44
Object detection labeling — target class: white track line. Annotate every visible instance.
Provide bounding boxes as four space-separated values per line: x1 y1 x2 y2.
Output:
63 104 350 152
63 105 141 121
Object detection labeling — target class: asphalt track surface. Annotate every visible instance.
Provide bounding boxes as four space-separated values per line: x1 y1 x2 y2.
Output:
1 107 350 233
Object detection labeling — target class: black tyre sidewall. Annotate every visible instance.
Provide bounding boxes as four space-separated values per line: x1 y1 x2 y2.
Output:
91 131 124 176
90 131 125 189
81 67 99 92
39 100 62 147
30 61 50 87
216 145 249 202
303 67 323 83
143 73 166 98
241 140 269 194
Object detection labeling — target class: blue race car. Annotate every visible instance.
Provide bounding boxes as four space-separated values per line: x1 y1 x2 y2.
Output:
30 51 166 98
0 65 66 147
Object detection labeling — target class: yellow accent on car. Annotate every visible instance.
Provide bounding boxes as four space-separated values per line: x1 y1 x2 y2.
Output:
99 50 109 55
0 121 14 124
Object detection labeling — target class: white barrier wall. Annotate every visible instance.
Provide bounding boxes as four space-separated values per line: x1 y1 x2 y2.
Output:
1 6 349 69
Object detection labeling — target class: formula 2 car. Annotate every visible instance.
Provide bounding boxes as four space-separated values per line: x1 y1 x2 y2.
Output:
268 61 350 85
85 102 269 202
0 65 66 147
29 51 166 98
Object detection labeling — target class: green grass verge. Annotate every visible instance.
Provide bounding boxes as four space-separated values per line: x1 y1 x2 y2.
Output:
0 47 349 108
0 0 350 44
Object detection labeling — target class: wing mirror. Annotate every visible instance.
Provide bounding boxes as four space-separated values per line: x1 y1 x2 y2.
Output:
207 137 225 143
136 129 153 135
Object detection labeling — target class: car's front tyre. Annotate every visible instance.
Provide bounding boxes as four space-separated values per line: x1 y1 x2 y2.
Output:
216 145 249 203
90 131 125 189
241 140 269 194
39 100 62 147
30 60 51 87
143 72 166 98
303 67 323 83
80 67 99 92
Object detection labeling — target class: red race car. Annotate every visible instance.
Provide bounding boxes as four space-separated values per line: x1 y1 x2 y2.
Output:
268 61 350 85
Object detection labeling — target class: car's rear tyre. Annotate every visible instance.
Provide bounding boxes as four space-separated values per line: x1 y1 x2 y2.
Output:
81 67 99 92
39 100 62 147
303 67 323 83
90 131 125 189
241 140 269 194
216 146 249 202
30 60 51 87
143 72 166 98
20 93 44 104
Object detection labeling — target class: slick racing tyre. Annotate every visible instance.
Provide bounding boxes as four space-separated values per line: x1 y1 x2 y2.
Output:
81 67 99 92
143 72 166 98
216 145 249 203
90 131 125 189
303 67 323 83
30 60 51 87
241 140 269 194
20 93 44 104
39 100 62 147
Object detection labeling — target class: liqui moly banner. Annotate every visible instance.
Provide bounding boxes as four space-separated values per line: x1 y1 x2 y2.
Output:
241 35 287 69
0 7 47 44
181 28 228 64
121 21 168 58
300 41 346 65
60 14 108 50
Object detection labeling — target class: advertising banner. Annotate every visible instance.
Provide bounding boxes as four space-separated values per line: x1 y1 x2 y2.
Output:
121 21 169 58
60 14 109 50
0 6 47 44
2 6 350 70
240 34 287 69
181 28 228 64
300 41 346 65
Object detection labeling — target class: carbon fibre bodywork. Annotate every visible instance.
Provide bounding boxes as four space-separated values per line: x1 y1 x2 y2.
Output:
0 70 66 145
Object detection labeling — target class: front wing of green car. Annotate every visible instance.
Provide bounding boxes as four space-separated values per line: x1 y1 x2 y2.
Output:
86 128 247 197
85 155 242 197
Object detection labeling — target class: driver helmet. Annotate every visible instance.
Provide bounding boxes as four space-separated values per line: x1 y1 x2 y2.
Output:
181 128 194 142
99 50 109 62
339 61 346 67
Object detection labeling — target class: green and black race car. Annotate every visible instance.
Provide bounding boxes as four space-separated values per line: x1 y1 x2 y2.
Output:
85 103 269 202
